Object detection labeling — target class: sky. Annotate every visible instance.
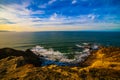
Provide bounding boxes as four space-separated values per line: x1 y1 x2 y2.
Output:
0 0 120 31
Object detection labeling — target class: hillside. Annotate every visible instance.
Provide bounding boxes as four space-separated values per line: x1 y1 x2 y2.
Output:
0 47 120 80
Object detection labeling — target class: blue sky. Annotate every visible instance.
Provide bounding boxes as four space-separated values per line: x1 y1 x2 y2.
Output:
0 0 120 31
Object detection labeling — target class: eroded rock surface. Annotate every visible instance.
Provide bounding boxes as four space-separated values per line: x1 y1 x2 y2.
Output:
0 47 120 80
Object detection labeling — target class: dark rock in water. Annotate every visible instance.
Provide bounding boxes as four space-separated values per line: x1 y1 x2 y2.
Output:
0 48 42 66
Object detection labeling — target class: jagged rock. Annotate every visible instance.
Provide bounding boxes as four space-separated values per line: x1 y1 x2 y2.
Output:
0 48 42 66
0 47 120 80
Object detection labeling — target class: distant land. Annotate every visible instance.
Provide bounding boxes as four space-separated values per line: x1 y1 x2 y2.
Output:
0 30 10 32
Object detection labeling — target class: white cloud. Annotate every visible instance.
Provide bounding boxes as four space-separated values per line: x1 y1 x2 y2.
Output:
39 0 56 8
0 2 118 31
88 14 95 20
49 13 57 20
72 0 77 4
0 4 102 29
48 0 56 4
0 3 67 29
0 3 45 27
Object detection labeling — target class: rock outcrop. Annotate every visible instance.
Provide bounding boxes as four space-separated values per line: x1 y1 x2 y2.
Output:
0 48 41 66
0 47 120 80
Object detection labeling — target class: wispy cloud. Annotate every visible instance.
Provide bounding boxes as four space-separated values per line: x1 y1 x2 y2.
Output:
49 13 58 21
72 0 77 4
39 0 56 8
0 18 15 24
0 3 45 27
48 0 56 4
0 3 88 27
0 0 120 31
88 14 96 20
0 3 119 29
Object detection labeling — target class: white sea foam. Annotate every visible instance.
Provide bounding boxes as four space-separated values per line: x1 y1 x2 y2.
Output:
31 44 94 66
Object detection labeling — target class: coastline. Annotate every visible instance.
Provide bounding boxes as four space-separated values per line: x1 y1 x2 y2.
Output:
0 46 120 79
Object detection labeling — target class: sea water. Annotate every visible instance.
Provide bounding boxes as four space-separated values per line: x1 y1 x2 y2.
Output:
0 31 120 66
0 31 120 53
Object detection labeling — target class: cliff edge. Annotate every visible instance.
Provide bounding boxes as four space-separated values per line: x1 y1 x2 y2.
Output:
0 47 120 80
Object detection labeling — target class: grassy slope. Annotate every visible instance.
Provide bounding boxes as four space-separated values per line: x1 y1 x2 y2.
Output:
0 47 120 80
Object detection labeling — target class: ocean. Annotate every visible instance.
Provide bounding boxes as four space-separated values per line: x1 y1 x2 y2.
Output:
0 31 120 53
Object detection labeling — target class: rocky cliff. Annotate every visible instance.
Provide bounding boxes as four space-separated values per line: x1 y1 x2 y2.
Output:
0 47 120 80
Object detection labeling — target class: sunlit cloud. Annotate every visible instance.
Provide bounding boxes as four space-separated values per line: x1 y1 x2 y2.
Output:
0 3 44 27
0 0 120 31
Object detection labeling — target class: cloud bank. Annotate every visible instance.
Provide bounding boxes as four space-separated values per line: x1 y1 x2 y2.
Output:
0 0 120 31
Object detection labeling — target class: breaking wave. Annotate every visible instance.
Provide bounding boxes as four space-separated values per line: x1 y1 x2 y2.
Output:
31 43 99 66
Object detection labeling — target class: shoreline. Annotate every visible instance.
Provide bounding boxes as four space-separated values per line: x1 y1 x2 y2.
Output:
0 47 120 79
0 43 100 67
0 45 118 67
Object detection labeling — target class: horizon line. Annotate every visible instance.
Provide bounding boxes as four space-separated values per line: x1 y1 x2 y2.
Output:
1 30 120 32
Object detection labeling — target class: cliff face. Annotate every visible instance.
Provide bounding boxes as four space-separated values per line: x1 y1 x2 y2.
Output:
0 47 120 80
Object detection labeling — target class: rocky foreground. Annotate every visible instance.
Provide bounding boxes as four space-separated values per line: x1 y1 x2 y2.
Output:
0 47 120 80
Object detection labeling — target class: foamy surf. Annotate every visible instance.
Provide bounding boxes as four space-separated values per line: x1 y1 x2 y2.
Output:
31 43 99 66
